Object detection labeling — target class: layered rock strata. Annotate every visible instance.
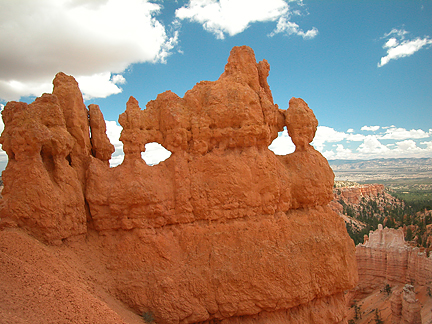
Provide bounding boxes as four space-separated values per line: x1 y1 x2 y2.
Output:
330 183 386 209
0 46 357 323
356 225 432 292
390 284 422 324
355 225 432 323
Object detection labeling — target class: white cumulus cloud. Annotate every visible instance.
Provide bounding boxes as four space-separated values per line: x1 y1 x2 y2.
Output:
361 125 380 132
176 0 317 40
269 17 318 39
269 124 432 160
268 127 295 155
312 126 349 151
357 135 390 155
322 144 355 160
378 28 432 67
395 139 422 152
105 120 124 167
420 140 432 151
142 143 172 166
379 126 430 140
77 73 127 100
0 0 178 101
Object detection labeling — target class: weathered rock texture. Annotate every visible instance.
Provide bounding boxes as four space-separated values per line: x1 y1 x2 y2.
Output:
354 225 432 323
356 225 432 293
0 91 88 242
330 183 386 211
391 284 422 324
88 103 115 165
0 46 357 323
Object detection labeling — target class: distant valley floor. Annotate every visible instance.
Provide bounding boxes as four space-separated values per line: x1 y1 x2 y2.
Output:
329 157 432 183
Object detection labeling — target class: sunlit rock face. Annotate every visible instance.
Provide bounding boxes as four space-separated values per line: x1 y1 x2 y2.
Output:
0 46 357 323
86 46 335 231
355 225 431 323
0 81 88 243
356 225 432 294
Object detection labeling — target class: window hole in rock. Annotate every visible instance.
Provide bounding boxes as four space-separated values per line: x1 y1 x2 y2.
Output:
141 142 172 166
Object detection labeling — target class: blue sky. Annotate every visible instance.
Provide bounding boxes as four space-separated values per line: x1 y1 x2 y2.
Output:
1 0 431 169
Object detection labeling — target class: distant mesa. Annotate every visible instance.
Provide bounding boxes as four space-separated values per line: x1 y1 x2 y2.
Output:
0 46 357 323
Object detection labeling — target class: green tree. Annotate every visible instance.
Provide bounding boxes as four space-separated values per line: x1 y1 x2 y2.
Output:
386 217 395 228
406 227 413 241
354 302 361 320
142 311 155 323
374 309 383 324
417 234 423 247
383 283 392 295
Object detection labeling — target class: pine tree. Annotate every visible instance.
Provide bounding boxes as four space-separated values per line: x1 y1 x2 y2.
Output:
374 309 383 324
406 227 413 241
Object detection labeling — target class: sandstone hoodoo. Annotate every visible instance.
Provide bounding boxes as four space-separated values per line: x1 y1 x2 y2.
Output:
0 46 357 323
351 225 432 323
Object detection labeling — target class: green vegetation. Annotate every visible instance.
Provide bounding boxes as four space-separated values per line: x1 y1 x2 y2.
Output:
406 227 413 241
361 178 432 211
348 302 361 324
353 302 361 320
344 194 397 245
383 284 392 295
142 311 155 323
391 190 432 211
374 309 383 324
343 181 432 248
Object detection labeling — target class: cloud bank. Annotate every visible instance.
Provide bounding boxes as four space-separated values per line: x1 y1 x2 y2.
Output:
0 0 178 101
269 124 432 161
378 28 432 67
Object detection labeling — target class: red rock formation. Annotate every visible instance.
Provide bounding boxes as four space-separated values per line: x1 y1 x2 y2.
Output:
52 72 92 190
0 46 357 323
277 98 334 209
356 225 432 293
391 289 404 323
0 93 87 243
354 226 431 323
401 284 422 324
88 104 115 165
335 184 385 206
330 184 385 218
86 47 334 231
391 284 422 324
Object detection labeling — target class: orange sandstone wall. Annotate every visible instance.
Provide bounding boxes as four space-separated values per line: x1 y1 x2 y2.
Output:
0 46 357 323
356 225 432 295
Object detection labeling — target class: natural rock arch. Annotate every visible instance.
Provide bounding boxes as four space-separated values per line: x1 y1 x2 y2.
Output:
0 46 357 324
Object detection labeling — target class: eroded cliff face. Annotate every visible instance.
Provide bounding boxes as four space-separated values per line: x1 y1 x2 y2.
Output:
0 46 357 323
357 226 432 293
330 183 387 212
352 225 432 323
0 91 88 242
